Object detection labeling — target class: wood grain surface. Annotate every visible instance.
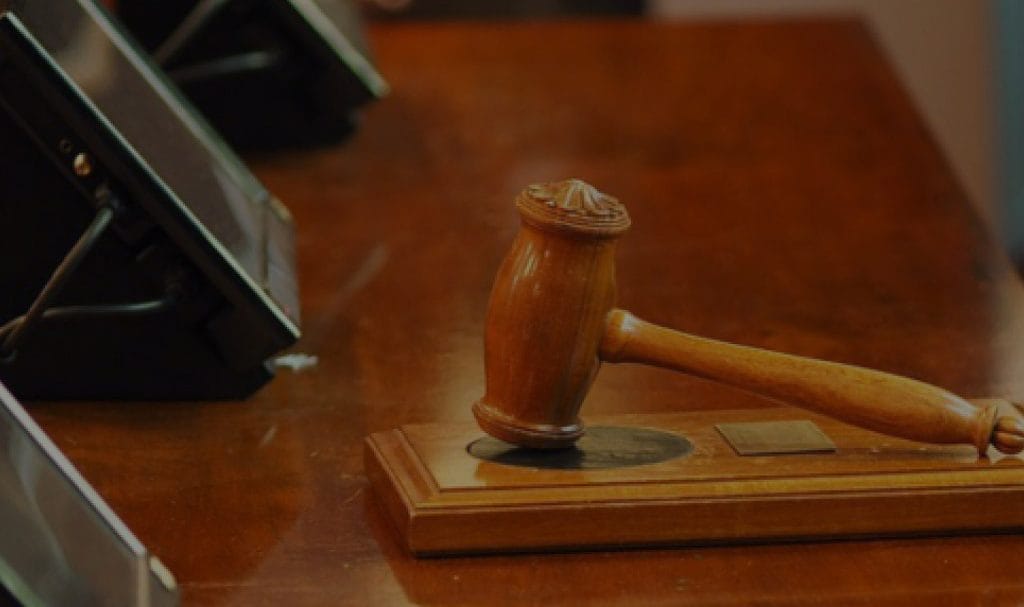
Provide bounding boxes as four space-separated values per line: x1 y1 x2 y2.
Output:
24 18 1024 605
366 406 1024 555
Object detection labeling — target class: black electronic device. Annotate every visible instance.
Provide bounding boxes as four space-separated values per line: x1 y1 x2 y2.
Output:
0 0 300 400
116 0 388 150
0 380 180 605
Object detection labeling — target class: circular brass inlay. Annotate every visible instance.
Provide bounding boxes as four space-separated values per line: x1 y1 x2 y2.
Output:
467 425 692 470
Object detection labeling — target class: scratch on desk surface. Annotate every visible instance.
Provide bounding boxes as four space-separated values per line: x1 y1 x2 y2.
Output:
259 425 278 448
340 487 364 506
303 244 390 351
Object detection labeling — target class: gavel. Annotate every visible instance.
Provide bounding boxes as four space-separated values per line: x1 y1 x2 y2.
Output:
473 179 1024 456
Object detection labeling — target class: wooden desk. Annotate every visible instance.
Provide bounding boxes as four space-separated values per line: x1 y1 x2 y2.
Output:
28 18 1024 605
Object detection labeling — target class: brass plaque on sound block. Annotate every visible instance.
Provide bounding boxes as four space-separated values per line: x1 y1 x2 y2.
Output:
715 420 837 455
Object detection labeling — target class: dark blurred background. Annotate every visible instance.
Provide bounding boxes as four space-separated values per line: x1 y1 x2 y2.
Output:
358 0 1023 266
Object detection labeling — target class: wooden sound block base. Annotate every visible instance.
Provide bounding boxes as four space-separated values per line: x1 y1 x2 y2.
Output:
364 405 1024 556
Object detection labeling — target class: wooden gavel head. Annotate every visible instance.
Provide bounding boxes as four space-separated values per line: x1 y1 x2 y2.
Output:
473 179 630 449
474 179 1024 454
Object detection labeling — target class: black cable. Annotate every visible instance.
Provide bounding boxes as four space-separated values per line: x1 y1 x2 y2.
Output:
0 195 193 362
153 0 232 65
168 49 286 84
0 205 117 358
0 296 177 343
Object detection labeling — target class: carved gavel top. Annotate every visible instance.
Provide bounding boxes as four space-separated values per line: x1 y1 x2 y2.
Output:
473 179 1024 455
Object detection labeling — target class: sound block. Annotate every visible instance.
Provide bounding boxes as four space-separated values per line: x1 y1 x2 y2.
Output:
364 404 1024 556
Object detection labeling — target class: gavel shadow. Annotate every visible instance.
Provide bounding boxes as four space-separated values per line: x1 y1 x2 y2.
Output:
466 425 692 471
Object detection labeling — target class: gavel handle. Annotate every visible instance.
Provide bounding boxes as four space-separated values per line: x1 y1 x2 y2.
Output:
600 309 1024 455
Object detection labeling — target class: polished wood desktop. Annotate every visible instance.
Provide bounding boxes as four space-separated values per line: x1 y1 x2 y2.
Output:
28 18 1024 605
